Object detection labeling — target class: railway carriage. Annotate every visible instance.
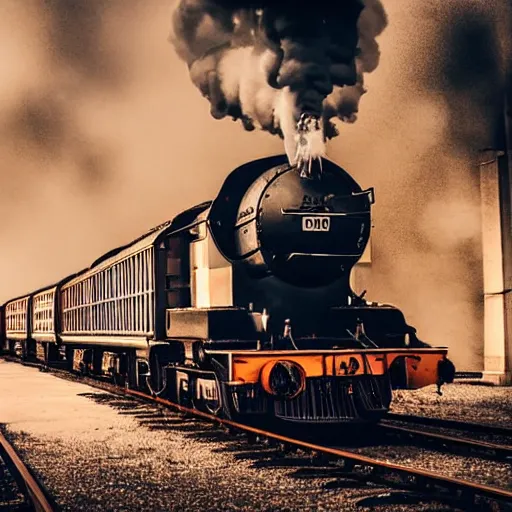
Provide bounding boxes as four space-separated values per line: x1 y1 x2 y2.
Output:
54 204 211 382
0 305 5 353
4 294 32 358
1 273 87 363
0 155 455 424
31 286 60 363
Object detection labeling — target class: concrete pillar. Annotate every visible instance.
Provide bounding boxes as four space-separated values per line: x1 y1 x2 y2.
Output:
479 148 511 385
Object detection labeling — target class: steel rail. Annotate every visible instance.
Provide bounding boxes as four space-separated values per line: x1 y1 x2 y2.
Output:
386 413 512 437
0 430 55 512
3 356 512 507
378 423 512 461
125 389 512 506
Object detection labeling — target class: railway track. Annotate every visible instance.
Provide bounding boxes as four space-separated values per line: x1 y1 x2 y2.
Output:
0 429 55 511
3 355 512 510
378 422 512 462
386 412 512 438
124 388 512 510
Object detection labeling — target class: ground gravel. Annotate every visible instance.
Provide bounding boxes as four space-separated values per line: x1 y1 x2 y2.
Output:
391 383 512 428
0 451 28 511
1 360 510 511
1 401 453 512
351 441 512 490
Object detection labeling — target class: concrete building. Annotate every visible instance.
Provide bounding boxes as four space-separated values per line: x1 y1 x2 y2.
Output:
478 91 512 384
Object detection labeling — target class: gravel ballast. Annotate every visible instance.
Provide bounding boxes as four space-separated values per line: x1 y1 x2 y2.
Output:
0 450 27 511
391 383 512 428
1 359 510 511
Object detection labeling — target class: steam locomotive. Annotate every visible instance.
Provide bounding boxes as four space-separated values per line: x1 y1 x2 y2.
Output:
0 155 454 424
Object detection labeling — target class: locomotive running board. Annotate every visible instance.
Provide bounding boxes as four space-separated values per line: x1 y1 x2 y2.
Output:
205 348 450 391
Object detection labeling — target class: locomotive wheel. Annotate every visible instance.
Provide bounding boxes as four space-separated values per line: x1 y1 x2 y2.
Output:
21 340 36 361
44 343 59 366
65 347 74 372
92 350 103 375
148 345 172 396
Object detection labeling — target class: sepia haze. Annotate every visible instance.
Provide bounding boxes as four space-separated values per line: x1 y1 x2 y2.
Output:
0 0 510 370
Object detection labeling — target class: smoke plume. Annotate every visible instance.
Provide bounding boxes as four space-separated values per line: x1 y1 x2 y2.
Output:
169 0 387 165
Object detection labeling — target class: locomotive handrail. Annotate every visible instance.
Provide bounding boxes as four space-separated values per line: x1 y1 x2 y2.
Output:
351 187 375 203
280 209 371 216
284 252 366 260
345 329 379 349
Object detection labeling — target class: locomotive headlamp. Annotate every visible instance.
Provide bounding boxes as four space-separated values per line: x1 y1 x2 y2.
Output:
260 360 306 399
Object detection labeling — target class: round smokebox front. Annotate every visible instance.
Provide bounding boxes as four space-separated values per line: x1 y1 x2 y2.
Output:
233 166 371 287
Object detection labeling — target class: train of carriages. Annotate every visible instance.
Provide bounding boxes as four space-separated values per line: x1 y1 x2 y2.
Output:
0 155 455 425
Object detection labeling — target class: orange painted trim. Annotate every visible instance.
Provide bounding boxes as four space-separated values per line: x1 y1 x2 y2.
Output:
229 349 448 388
233 354 324 382
405 353 445 389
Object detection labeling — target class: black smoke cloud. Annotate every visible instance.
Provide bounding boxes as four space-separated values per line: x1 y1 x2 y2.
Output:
169 0 387 157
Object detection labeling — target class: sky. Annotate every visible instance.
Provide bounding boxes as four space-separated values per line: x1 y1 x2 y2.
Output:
0 0 510 369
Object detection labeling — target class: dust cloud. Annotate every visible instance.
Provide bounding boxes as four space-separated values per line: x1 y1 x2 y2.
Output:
0 1 509 370
0 0 282 303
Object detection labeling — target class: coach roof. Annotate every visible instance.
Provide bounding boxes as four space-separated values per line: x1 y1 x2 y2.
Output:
61 201 212 288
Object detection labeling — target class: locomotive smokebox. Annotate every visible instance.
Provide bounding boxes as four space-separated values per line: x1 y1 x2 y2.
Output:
209 155 374 287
